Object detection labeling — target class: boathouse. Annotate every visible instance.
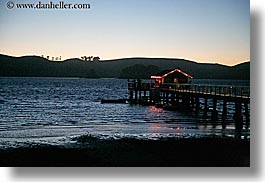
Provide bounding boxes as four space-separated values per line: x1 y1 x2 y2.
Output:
151 68 193 84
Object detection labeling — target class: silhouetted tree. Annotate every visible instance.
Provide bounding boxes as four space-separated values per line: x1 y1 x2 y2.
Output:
81 56 89 61
93 56 100 61
81 56 98 61
88 56 93 61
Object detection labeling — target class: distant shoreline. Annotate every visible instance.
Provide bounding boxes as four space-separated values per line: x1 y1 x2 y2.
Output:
0 54 250 80
0 76 250 81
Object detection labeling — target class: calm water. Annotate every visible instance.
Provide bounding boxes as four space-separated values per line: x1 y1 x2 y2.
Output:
0 77 250 148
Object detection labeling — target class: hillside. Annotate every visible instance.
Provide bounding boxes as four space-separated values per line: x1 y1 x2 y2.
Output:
0 54 250 80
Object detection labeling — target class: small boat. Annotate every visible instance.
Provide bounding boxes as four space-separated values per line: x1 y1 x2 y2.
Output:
101 99 128 104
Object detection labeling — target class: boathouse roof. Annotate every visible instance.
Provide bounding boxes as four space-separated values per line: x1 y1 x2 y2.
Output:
151 68 193 79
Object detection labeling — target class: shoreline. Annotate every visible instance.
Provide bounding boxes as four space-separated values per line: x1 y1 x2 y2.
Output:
0 136 250 167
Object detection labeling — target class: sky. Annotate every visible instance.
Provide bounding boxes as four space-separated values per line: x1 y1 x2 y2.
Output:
0 0 250 65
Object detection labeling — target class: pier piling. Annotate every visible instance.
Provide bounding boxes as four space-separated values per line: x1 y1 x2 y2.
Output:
203 97 208 118
211 98 218 121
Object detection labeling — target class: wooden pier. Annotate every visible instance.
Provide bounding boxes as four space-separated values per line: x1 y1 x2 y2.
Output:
128 80 250 130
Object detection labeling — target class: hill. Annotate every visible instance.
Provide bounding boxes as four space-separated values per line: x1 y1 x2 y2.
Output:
0 54 250 80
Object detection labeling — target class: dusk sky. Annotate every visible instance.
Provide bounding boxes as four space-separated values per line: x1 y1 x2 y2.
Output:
0 0 249 65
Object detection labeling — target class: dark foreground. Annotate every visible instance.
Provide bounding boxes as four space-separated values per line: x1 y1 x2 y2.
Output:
0 136 250 167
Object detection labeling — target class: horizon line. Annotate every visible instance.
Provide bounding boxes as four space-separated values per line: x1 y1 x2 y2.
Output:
0 53 250 67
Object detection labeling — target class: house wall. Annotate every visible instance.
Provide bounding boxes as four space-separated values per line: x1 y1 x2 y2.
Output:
164 72 188 84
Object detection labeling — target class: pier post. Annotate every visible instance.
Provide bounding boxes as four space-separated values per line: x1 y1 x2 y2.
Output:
166 91 169 104
170 92 175 105
149 90 153 103
195 96 200 116
134 90 138 103
211 98 218 120
129 90 133 101
235 101 243 130
182 94 190 111
175 93 179 108
153 90 160 104
222 100 227 129
190 96 195 109
244 102 250 129
203 97 208 118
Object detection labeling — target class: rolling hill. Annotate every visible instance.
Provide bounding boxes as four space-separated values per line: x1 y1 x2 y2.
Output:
0 54 250 80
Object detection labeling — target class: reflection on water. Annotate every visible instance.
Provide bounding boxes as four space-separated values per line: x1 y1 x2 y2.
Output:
0 77 250 148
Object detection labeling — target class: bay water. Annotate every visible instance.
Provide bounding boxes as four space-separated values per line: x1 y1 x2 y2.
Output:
0 77 250 148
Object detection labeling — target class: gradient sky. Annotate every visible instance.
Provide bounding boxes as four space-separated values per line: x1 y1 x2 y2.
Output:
0 0 249 65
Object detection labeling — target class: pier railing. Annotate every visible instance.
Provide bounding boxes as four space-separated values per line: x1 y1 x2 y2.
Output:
128 82 250 99
162 84 250 98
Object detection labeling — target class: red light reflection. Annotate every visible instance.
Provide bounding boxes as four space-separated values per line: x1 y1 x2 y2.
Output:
175 127 180 130
149 106 163 113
